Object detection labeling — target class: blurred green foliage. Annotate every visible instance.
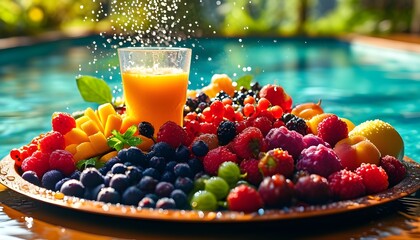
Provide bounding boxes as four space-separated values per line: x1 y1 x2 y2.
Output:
0 0 415 38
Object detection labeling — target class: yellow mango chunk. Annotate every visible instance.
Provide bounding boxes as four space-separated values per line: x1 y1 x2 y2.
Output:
99 151 118 163
104 114 123 137
98 103 116 126
88 132 111 154
74 142 97 162
65 144 78 155
81 120 101 136
84 107 104 132
137 135 154 152
64 128 89 146
120 115 139 134
75 116 90 129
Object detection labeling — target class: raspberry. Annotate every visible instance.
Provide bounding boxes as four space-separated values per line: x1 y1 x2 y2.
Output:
380 155 406 186
191 133 219 150
252 116 272 136
230 127 264 159
297 144 342 178
258 148 294 178
21 150 50 179
49 150 76 176
295 174 331 204
51 112 76 135
264 126 305 160
317 115 348 147
203 146 238 175
199 122 217 134
239 158 263 186
156 121 188 149
217 120 236 145
38 131 65 154
227 184 264 213
328 169 366 200
355 163 389 194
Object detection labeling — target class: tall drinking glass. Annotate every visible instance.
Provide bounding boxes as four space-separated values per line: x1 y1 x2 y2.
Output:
118 47 192 132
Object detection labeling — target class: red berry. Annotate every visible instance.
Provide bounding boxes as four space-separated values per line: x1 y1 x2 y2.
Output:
239 158 263 185
296 144 342 178
203 146 238 175
209 100 225 117
227 184 263 213
355 163 389 194
21 151 50 179
230 127 264 160
269 105 283 119
380 155 406 186
199 122 217 135
191 133 219 151
272 120 285 128
258 174 294 207
156 121 188 149
243 103 255 117
223 105 236 121
38 131 65 154
317 115 348 147
10 148 22 166
235 120 247 134
257 97 271 111
244 96 255 105
49 150 76 176
51 112 76 135
328 169 366 200
258 148 294 178
259 85 293 112
295 174 331 204
252 116 272 136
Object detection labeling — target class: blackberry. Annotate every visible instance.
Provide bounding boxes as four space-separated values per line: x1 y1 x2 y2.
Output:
118 146 148 167
185 97 199 111
138 121 155 139
197 92 210 103
282 113 295 124
285 116 308 135
217 120 236 145
250 82 262 92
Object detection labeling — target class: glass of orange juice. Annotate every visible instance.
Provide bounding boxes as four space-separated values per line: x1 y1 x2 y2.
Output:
118 47 192 132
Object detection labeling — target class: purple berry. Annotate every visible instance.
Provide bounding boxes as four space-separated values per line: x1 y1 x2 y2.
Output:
295 174 331 204
296 144 343 178
264 126 305 160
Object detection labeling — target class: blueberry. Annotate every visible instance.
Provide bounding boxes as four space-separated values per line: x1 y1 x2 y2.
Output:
104 173 113 187
80 168 104 188
55 177 71 191
156 197 176 210
191 140 209 157
175 145 190 162
98 167 108 176
118 146 148 167
60 179 85 198
170 189 189 209
124 162 133 167
109 174 130 193
104 157 122 171
144 193 159 202
155 182 174 198
150 142 175 160
165 161 177 173
161 171 176 183
143 167 160 180
111 163 127 174
42 170 65 190
174 177 194 194
137 176 158 192
138 197 156 208
22 171 40 186
149 156 166 172
138 121 155 139
84 184 105 200
97 187 121 204
173 163 192 178
188 158 204 174
122 186 145 206
70 170 81 180
127 167 142 184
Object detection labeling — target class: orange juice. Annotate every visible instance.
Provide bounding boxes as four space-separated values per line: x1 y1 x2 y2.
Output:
122 68 189 132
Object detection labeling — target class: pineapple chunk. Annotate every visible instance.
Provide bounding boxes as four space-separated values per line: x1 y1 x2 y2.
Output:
104 114 123 137
64 128 89 146
88 132 111 154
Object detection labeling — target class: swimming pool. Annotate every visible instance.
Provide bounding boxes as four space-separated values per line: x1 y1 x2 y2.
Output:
0 36 419 161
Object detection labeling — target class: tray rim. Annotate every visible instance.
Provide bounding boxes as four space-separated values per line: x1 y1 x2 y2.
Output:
1 155 419 223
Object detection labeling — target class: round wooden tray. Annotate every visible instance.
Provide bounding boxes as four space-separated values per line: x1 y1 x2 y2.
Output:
1 155 419 223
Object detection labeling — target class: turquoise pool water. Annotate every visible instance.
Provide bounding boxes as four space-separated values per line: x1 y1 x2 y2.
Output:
0 37 419 161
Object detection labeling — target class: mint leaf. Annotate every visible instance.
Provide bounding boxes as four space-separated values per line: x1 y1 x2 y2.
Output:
107 125 142 151
76 75 113 104
123 125 137 138
235 75 253 90
76 157 98 170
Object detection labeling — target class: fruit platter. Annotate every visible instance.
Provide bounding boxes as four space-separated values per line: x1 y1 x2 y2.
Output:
1 73 419 222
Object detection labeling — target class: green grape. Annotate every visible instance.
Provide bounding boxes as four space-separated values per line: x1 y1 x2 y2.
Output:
204 176 229 200
217 161 241 187
190 190 218 211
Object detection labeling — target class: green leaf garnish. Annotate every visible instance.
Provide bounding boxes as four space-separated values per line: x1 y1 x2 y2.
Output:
76 75 113 104
235 75 254 90
76 157 105 170
107 125 142 151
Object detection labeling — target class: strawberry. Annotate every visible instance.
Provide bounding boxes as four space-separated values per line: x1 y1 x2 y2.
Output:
258 148 294 178
21 150 50 178
49 149 76 176
229 127 264 159
317 115 348 147
239 158 263 185
227 184 264 213
51 112 76 135
156 121 188 149
38 131 65 154
203 146 238 175
259 84 293 112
